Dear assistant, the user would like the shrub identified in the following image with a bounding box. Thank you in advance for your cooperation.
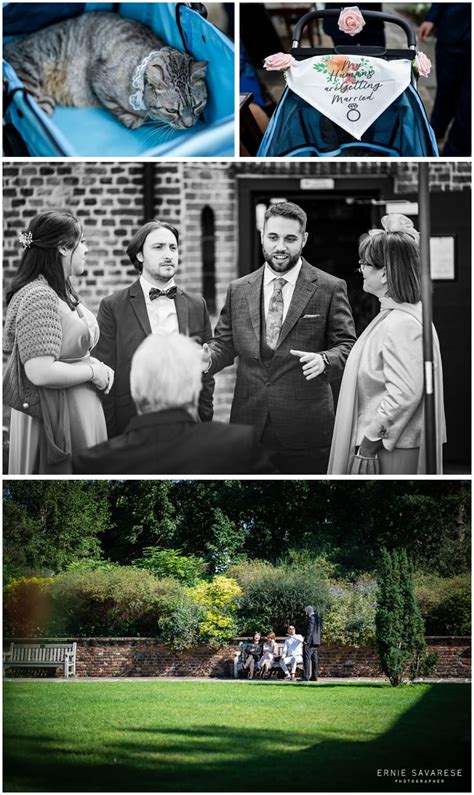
[376,549,427,686]
[415,573,471,635]
[4,576,54,636]
[157,594,203,651]
[189,576,242,648]
[66,558,119,573]
[48,567,176,636]
[237,563,330,636]
[324,578,377,647]
[132,547,207,585]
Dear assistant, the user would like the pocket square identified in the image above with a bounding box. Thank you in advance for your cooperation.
[302,313,321,319]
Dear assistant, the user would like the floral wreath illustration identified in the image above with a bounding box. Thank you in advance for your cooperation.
[312,55,375,91]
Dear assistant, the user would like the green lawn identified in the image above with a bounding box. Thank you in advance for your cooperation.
[3,681,470,792]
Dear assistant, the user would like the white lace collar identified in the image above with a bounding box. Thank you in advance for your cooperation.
[129,50,162,112]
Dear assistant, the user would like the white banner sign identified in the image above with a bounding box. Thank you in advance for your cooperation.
[286,55,412,139]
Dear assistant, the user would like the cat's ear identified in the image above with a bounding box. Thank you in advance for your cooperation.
[146,57,166,85]
[191,60,207,81]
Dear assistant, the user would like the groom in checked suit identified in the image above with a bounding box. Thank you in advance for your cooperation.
[94,221,214,438]
[204,202,356,473]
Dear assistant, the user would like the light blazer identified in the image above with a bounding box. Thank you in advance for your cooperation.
[209,259,356,450]
[93,279,214,438]
[356,307,425,449]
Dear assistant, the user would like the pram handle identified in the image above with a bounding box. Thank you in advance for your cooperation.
[291,9,416,50]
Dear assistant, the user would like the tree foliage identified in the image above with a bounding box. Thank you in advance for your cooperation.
[375,549,434,686]
[3,480,470,580]
[3,482,110,573]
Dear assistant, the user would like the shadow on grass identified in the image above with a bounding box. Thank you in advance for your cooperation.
[4,684,470,792]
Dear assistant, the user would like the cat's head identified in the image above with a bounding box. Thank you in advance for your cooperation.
[143,48,208,129]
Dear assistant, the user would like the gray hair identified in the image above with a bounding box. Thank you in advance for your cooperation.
[304,605,314,614]
[130,333,203,415]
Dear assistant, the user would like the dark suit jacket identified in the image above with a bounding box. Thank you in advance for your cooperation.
[304,612,322,647]
[72,408,278,475]
[209,259,356,450]
[93,279,214,437]
[426,4,470,46]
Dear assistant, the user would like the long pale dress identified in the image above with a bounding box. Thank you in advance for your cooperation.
[9,301,107,474]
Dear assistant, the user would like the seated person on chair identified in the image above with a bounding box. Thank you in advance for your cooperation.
[279,625,304,680]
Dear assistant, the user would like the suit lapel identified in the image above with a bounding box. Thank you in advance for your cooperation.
[246,266,264,342]
[276,259,318,349]
[175,289,189,336]
[129,280,152,337]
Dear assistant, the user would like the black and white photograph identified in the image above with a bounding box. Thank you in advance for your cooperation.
[2,160,471,475]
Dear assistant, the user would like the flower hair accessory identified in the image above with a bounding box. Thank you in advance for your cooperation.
[369,214,420,244]
[18,230,33,249]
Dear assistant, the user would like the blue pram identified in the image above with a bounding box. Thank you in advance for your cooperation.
[3,2,234,156]
[258,9,438,157]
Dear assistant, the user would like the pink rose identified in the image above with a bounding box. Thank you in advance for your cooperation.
[414,51,431,78]
[263,52,296,71]
[338,6,366,37]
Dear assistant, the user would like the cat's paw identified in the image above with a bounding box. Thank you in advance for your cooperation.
[118,112,145,129]
[36,97,56,115]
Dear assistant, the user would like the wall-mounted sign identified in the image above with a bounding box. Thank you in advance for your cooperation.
[430,236,456,280]
[300,179,335,190]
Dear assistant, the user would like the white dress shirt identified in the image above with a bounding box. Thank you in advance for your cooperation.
[263,258,303,323]
[140,274,179,335]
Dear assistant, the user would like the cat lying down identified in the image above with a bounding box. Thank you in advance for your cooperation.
[4,12,208,130]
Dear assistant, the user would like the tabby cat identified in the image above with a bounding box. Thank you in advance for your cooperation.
[4,12,208,130]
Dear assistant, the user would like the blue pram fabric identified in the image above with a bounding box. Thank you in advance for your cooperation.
[257,8,438,158]
[3,2,234,156]
[258,83,438,157]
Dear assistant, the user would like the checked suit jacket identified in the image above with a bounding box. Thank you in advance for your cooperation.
[208,259,356,451]
[93,279,214,438]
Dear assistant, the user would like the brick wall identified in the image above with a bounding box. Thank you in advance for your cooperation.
[4,637,470,679]
[3,161,470,422]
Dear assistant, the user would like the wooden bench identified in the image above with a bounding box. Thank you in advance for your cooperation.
[3,642,77,678]
[234,640,304,679]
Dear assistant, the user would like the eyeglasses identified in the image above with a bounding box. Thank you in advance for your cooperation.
[355,259,380,274]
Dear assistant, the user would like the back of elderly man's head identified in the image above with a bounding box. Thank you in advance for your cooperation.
[131,333,203,415]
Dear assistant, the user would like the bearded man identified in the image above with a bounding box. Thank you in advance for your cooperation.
[203,201,356,473]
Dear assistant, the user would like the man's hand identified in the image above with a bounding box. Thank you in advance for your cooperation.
[417,20,434,41]
[290,350,325,380]
[201,343,212,373]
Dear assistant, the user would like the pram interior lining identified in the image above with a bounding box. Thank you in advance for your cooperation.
[259,84,437,157]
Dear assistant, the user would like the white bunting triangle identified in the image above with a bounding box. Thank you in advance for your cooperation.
[285,54,412,139]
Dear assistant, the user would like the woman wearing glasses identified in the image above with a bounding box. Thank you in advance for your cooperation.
[328,214,446,474]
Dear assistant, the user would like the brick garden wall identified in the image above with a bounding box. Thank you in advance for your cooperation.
[3,161,471,422]
[4,637,471,679]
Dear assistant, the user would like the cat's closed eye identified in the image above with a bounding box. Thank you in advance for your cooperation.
[164,107,178,114]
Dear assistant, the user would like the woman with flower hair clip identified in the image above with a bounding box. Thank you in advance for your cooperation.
[4,210,114,473]
[328,213,446,475]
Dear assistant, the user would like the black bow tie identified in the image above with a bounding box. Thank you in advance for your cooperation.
[149,286,177,300]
